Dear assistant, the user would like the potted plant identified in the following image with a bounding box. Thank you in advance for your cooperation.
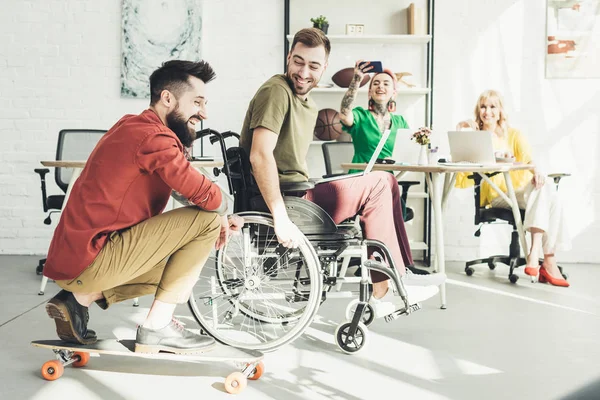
[310,15,329,34]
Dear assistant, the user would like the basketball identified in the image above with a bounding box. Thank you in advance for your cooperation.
[314,108,344,141]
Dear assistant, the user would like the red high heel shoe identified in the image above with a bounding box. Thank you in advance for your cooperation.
[539,266,569,287]
[524,266,539,277]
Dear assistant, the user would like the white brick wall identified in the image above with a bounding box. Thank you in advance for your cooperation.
[0,0,283,255]
[1,0,598,264]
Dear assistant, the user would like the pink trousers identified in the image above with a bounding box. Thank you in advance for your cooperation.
[304,171,413,283]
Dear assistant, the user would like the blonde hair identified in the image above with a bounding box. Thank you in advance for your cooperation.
[474,89,509,137]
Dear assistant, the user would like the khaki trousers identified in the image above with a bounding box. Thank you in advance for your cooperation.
[56,206,221,308]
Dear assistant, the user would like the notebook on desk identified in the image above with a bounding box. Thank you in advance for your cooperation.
[447,130,496,165]
[315,128,391,184]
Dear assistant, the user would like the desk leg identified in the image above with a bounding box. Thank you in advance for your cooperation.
[39,168,83,295]
[426,172,446,309]
[503,172,528,256]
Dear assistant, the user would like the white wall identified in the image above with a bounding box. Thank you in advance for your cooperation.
[0,0,283,255]
[433,0,600,263]
[2,0,599,263]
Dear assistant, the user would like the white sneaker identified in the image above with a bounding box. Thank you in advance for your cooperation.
[402,270,447,287]
[369,284,439,319]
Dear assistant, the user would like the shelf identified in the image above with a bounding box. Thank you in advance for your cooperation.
[286,34,431,45]
[407,191,427,199]
[312,87,430,95]
[409,241,428,251]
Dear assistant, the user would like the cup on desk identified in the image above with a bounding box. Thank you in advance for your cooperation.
[428,148,439,164]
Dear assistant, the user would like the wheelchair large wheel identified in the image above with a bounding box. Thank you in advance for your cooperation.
[188,213,322,352]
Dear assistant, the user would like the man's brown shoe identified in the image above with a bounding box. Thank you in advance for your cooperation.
[46,290,97,345]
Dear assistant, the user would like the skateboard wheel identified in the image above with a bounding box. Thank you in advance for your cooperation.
[224,371,247,394]
[41,360,64,381]
[72,352,90,367]
[248,361,264,380]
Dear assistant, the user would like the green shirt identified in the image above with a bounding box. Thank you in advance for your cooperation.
[240,74,317,183]
[342,107,409,173]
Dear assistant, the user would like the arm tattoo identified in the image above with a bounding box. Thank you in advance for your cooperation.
[340,75,362,116]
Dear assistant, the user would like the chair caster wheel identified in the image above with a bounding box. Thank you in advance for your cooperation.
[509,274,519,284]
[38,291,44,295]
[487,261,496,270]
[465,267,475,276]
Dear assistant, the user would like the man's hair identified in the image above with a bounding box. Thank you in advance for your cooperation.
[290,28,331,58]
[149,60,216,105]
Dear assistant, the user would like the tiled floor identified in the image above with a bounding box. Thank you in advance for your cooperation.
[1,255,599,400]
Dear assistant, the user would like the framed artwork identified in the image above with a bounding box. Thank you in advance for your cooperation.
[546,0,600,78]
[121,0,203,98]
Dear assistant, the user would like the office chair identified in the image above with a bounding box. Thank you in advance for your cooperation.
[464,172,568,283]
[34,129,107,278]
[321,141,419,222]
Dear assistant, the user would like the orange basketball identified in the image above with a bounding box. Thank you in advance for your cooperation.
[314,108,343,141]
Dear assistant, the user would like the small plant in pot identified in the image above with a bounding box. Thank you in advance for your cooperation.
[310,15,329,34]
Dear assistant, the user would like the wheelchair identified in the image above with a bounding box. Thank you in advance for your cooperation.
[187,131,419,354]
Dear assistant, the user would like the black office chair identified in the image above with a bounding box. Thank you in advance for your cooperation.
[321,141,419,222]
[34,129,107,276]
[464,172,568,283]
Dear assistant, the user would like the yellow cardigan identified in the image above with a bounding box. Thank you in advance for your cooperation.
[455,127,533,206]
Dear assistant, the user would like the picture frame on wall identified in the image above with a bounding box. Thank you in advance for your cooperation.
[121,0,203,98]
[545,0,600,78]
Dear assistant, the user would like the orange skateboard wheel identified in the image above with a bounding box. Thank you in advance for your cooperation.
[224,371,247,394]
[41,360,64,381]
[248,361,264,380]
[72,352,90,367]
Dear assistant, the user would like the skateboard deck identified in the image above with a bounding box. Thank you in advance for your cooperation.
[32,339,265,394]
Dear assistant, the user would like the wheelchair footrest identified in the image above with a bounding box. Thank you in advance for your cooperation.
[383,303,421,323]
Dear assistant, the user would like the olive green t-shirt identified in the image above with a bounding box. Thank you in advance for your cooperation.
[240,74,318,183]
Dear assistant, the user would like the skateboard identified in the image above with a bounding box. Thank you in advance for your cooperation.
[31,339,265,394]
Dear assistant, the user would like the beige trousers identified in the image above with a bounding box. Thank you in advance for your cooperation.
[56,207,221,308]
[491,181,571,254]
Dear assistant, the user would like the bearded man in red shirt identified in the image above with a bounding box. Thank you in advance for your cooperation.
[44,60,240,354]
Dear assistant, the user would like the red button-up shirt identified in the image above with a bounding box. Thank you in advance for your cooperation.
[44,109,222,280]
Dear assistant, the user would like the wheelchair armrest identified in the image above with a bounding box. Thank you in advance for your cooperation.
[322,173,345,179]
[548,173,571,186]
[280,181,315,193]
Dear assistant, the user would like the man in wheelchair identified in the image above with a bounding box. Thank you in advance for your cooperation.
[239,28,446,319]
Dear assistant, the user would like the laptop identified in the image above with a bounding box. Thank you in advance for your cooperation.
[315,128,392,184]
[447,130,496,165]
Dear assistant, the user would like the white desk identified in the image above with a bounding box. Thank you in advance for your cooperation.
[341,162,535,309]
[38,160,224,295]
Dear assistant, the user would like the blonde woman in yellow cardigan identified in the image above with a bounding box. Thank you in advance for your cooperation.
[455,90,570,287]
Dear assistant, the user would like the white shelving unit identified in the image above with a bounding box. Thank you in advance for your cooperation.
[286,34,431,45]
[312,87,430,95]
[285,0,434,262]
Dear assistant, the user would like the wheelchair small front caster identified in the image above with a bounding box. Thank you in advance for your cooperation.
[345,300,374,326]
[465,267,475,276]
[335,321,368,355]
[509,274,519,284]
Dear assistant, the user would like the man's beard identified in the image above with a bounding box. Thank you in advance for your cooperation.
[285,69,319,96]
[166,107,195,148]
